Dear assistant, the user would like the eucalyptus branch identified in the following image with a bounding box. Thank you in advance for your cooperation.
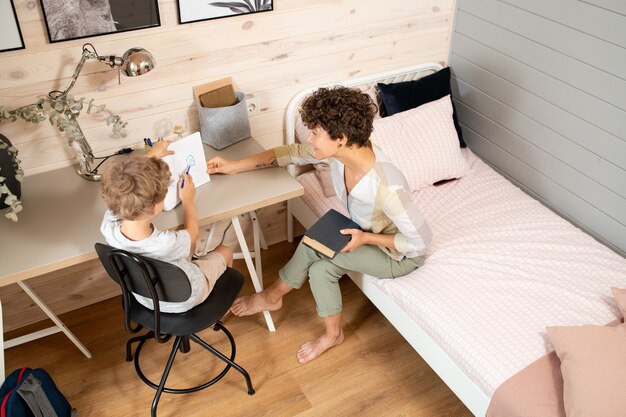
[0,94,126,221]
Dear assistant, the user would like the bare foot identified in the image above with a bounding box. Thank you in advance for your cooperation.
[230,292,282,317]
[296,331,344,364]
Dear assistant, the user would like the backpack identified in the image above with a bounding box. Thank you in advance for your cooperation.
[0,368,76,417]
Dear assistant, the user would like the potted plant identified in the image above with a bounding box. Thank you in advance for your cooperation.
[0,134,23,221]
[0,95,125,221]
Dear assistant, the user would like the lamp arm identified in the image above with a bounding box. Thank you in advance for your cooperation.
[60,47,99,98]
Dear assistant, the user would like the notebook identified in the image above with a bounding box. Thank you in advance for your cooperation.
[302,209,361,258]
[162,132,211,211]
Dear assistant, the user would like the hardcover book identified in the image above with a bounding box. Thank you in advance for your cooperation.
[162,132,211,211]
[302,209,361,258]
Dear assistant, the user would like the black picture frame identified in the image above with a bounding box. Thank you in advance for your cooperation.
[177,0,273,25]
[1,0,25,53]
[40,0,161,43]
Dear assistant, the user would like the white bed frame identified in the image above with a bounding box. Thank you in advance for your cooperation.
[284,63,490,417]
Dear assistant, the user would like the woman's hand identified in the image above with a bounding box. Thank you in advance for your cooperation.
[146,140,174,159]
[340,229,369,253]
[206,156,238,175]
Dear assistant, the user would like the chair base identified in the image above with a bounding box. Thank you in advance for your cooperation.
[126,321,255,417]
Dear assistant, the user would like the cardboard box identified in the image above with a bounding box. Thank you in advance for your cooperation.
[192,77,238,108]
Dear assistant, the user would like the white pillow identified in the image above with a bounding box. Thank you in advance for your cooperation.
[370,95,469,192]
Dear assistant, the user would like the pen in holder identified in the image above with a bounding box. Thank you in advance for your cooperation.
[143,138,153,154]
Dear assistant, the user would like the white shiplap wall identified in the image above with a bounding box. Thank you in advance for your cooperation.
[450,0,626,255]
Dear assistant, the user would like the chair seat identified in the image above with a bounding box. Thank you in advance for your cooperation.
[130,268,243,336]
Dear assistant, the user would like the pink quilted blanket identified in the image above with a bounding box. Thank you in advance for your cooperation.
[297,149,626,397]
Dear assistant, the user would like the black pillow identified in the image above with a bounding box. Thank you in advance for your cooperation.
[378,67,466,147]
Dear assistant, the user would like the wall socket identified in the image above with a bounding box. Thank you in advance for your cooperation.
[246,98,260,116]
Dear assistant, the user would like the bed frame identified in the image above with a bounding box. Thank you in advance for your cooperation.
[284,63,490,417]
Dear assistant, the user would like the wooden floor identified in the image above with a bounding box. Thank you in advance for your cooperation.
[5,240,473,417]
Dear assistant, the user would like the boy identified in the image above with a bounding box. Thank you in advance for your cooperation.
[100,142,233,313]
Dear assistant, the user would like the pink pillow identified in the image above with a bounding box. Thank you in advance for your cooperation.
[611,287,626,319]
[370,95,469,192]
[547,324,626,417]
[314,163,336,198]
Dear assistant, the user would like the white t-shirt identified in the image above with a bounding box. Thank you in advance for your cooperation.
[100,210,209,313]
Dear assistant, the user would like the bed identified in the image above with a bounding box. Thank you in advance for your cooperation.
[283,63,626,416]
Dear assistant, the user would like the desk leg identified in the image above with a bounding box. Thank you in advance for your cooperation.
[7,282,92,358]
[0,300,4,382]
[249,211,263,285]
[287,200,294,243]
[198,224,217,257]
[249,210,268,250]
[231,216,276,332]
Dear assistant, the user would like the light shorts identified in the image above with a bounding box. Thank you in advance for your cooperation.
[193,251,227,295]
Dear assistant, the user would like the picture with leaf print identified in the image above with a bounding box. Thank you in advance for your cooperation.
[178,0,272,24]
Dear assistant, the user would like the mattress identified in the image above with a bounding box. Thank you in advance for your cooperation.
[297,148,626,397]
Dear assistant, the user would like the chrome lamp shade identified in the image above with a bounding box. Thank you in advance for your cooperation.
[120,48,155,77]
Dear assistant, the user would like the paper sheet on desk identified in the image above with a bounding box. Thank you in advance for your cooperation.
[162,132,210,211]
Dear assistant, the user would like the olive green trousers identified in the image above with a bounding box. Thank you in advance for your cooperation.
[279,241,424,317]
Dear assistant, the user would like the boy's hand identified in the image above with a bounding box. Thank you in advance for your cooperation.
[178,173,196,204]
[147,140,174,159]
[206,156,237,175]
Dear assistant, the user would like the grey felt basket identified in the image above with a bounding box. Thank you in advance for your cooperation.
[197,91,251,149]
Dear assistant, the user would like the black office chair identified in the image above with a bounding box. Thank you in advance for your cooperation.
[94,243,255,417]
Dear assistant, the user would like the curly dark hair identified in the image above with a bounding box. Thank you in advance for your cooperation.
[300,86,378,148]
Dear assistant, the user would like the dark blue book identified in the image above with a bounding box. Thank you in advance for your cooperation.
[302,209,361,258]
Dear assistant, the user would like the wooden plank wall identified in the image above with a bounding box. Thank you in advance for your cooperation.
[0,0,455,331]
[450,0,626,255]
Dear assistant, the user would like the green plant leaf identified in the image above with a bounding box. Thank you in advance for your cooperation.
[4,195,17,205]
[86,98,95,114]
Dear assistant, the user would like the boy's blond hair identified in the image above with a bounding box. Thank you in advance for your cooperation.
[101,156,171,220]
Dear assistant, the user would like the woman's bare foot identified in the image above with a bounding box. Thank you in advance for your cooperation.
[230,292,282,317]
[296,331,344,364]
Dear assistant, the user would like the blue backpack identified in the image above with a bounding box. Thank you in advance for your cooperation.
[0,368,76,417]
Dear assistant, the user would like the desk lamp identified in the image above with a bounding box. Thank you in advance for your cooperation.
[51,43,156,181]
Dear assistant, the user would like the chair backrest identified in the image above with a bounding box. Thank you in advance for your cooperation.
[95,243,191,303]
[95,243,192,339]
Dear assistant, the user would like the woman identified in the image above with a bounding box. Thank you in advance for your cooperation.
[206,87,432,364]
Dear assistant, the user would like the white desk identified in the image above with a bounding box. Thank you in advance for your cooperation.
[0,138,303,357]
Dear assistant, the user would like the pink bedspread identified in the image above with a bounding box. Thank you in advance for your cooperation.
[297,149,626,397]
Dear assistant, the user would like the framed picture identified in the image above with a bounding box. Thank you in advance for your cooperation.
[178,0,273,24]
[0,0,25,53]
[40,0,161,43]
